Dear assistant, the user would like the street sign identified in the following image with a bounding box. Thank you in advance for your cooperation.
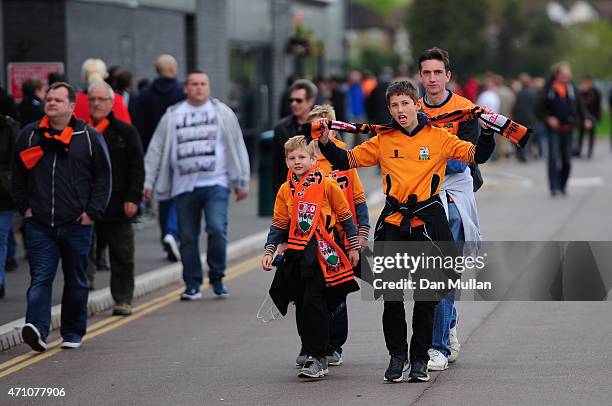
[7,62,64,102]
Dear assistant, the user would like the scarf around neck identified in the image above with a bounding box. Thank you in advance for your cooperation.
[287,166,356,288]
[19,115,76,170]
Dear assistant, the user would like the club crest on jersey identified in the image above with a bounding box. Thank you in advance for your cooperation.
[297,202,317,233]
[419,146,430,161]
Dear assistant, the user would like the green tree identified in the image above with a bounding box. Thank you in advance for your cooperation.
[519,12,561,77]
[352,0,412,16]
[490,0,525,76]
[351,47,401,74]
[406,0,489,77]
[564,22,612,80]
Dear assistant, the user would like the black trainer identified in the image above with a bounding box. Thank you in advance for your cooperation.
[408,360,430,382]
[22,323,47,352]
[384,354,409,382]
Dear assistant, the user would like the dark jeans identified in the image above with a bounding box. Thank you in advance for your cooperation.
[175,185,229,291]
[158,198,179,240]
[547,130,573,194]
[0,210,15,286]
[96,221,135,305]
[576,125,595,158]
[24,219,93,341]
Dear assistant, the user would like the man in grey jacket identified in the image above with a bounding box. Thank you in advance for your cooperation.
[144,71,250,300]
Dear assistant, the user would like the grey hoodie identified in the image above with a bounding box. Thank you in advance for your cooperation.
[144,98,250,200]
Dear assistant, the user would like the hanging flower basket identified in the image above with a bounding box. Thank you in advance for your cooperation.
[285,36,312,57]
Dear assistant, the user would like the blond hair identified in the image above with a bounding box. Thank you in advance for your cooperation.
[307,104,336,123]
[81,58,108,84]
[284,135,316,158]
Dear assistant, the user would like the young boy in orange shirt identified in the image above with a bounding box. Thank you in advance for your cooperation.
[287,105,371,368]
[317,80,496,382]
[262,135,360,380]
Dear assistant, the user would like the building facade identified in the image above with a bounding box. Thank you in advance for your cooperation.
[1,0,347,130]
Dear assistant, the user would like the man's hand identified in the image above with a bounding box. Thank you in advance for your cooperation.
[318,120,330,145]
[142,187,153,203]
[348,249,359,268]
[24,208,33,218]
[584,119,593,130]
[235,189,248,201]
[262,254,273,272]
[359,236,368,252]
[547,116,560,130]
[277,242,288,255]
[80,212,93,225]
[123,202,138,218]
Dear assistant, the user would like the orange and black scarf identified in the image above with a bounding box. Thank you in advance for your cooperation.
[306,107,531,148]
[287,166,355,288]
[425,106,531,147]
[19,116,76,170]
[90,117,110,134]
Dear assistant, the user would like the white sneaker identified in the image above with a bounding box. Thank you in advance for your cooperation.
[61,341,82,349]
[427,349,448,371]
[448,324,461,363]
[163,234,181,261]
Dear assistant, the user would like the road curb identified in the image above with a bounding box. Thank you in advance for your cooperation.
[0,229,269,352]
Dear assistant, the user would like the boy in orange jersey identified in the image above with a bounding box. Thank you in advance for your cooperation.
[292,104,371,368]
[262,135,360,380]
[317,80,496,383]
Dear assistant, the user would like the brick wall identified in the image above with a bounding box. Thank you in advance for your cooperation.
[2,0,66,66]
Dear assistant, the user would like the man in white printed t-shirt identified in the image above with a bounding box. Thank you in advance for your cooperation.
[144,71,250,300]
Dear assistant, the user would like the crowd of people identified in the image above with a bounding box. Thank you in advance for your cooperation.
[0,46,607,384]
[284,64,606,166]
[0,54,249,351]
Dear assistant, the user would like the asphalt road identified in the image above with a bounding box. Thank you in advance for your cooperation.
[1,141,611,405]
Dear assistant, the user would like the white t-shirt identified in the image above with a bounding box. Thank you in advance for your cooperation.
[171,100,228,197]
[476,90,501,114]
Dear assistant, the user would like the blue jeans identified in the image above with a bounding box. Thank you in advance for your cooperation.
[24,219,93,341]
[175,185,229,291]
[0,210,15,286]
[432,202,463,357]
[547,130,573,193]
[7,226,16,263]
[158,198,179,240]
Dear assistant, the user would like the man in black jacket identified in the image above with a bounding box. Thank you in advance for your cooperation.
[0,114,19,298]
[11,82,111,351]
[131,54,185,262]
[18,79,46,128]
[540,62,592,196]
[575,75,601,159]
[272,79,317,198]
[88,81,144,316]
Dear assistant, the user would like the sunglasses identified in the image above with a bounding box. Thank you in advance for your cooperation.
[290,98,305,104]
